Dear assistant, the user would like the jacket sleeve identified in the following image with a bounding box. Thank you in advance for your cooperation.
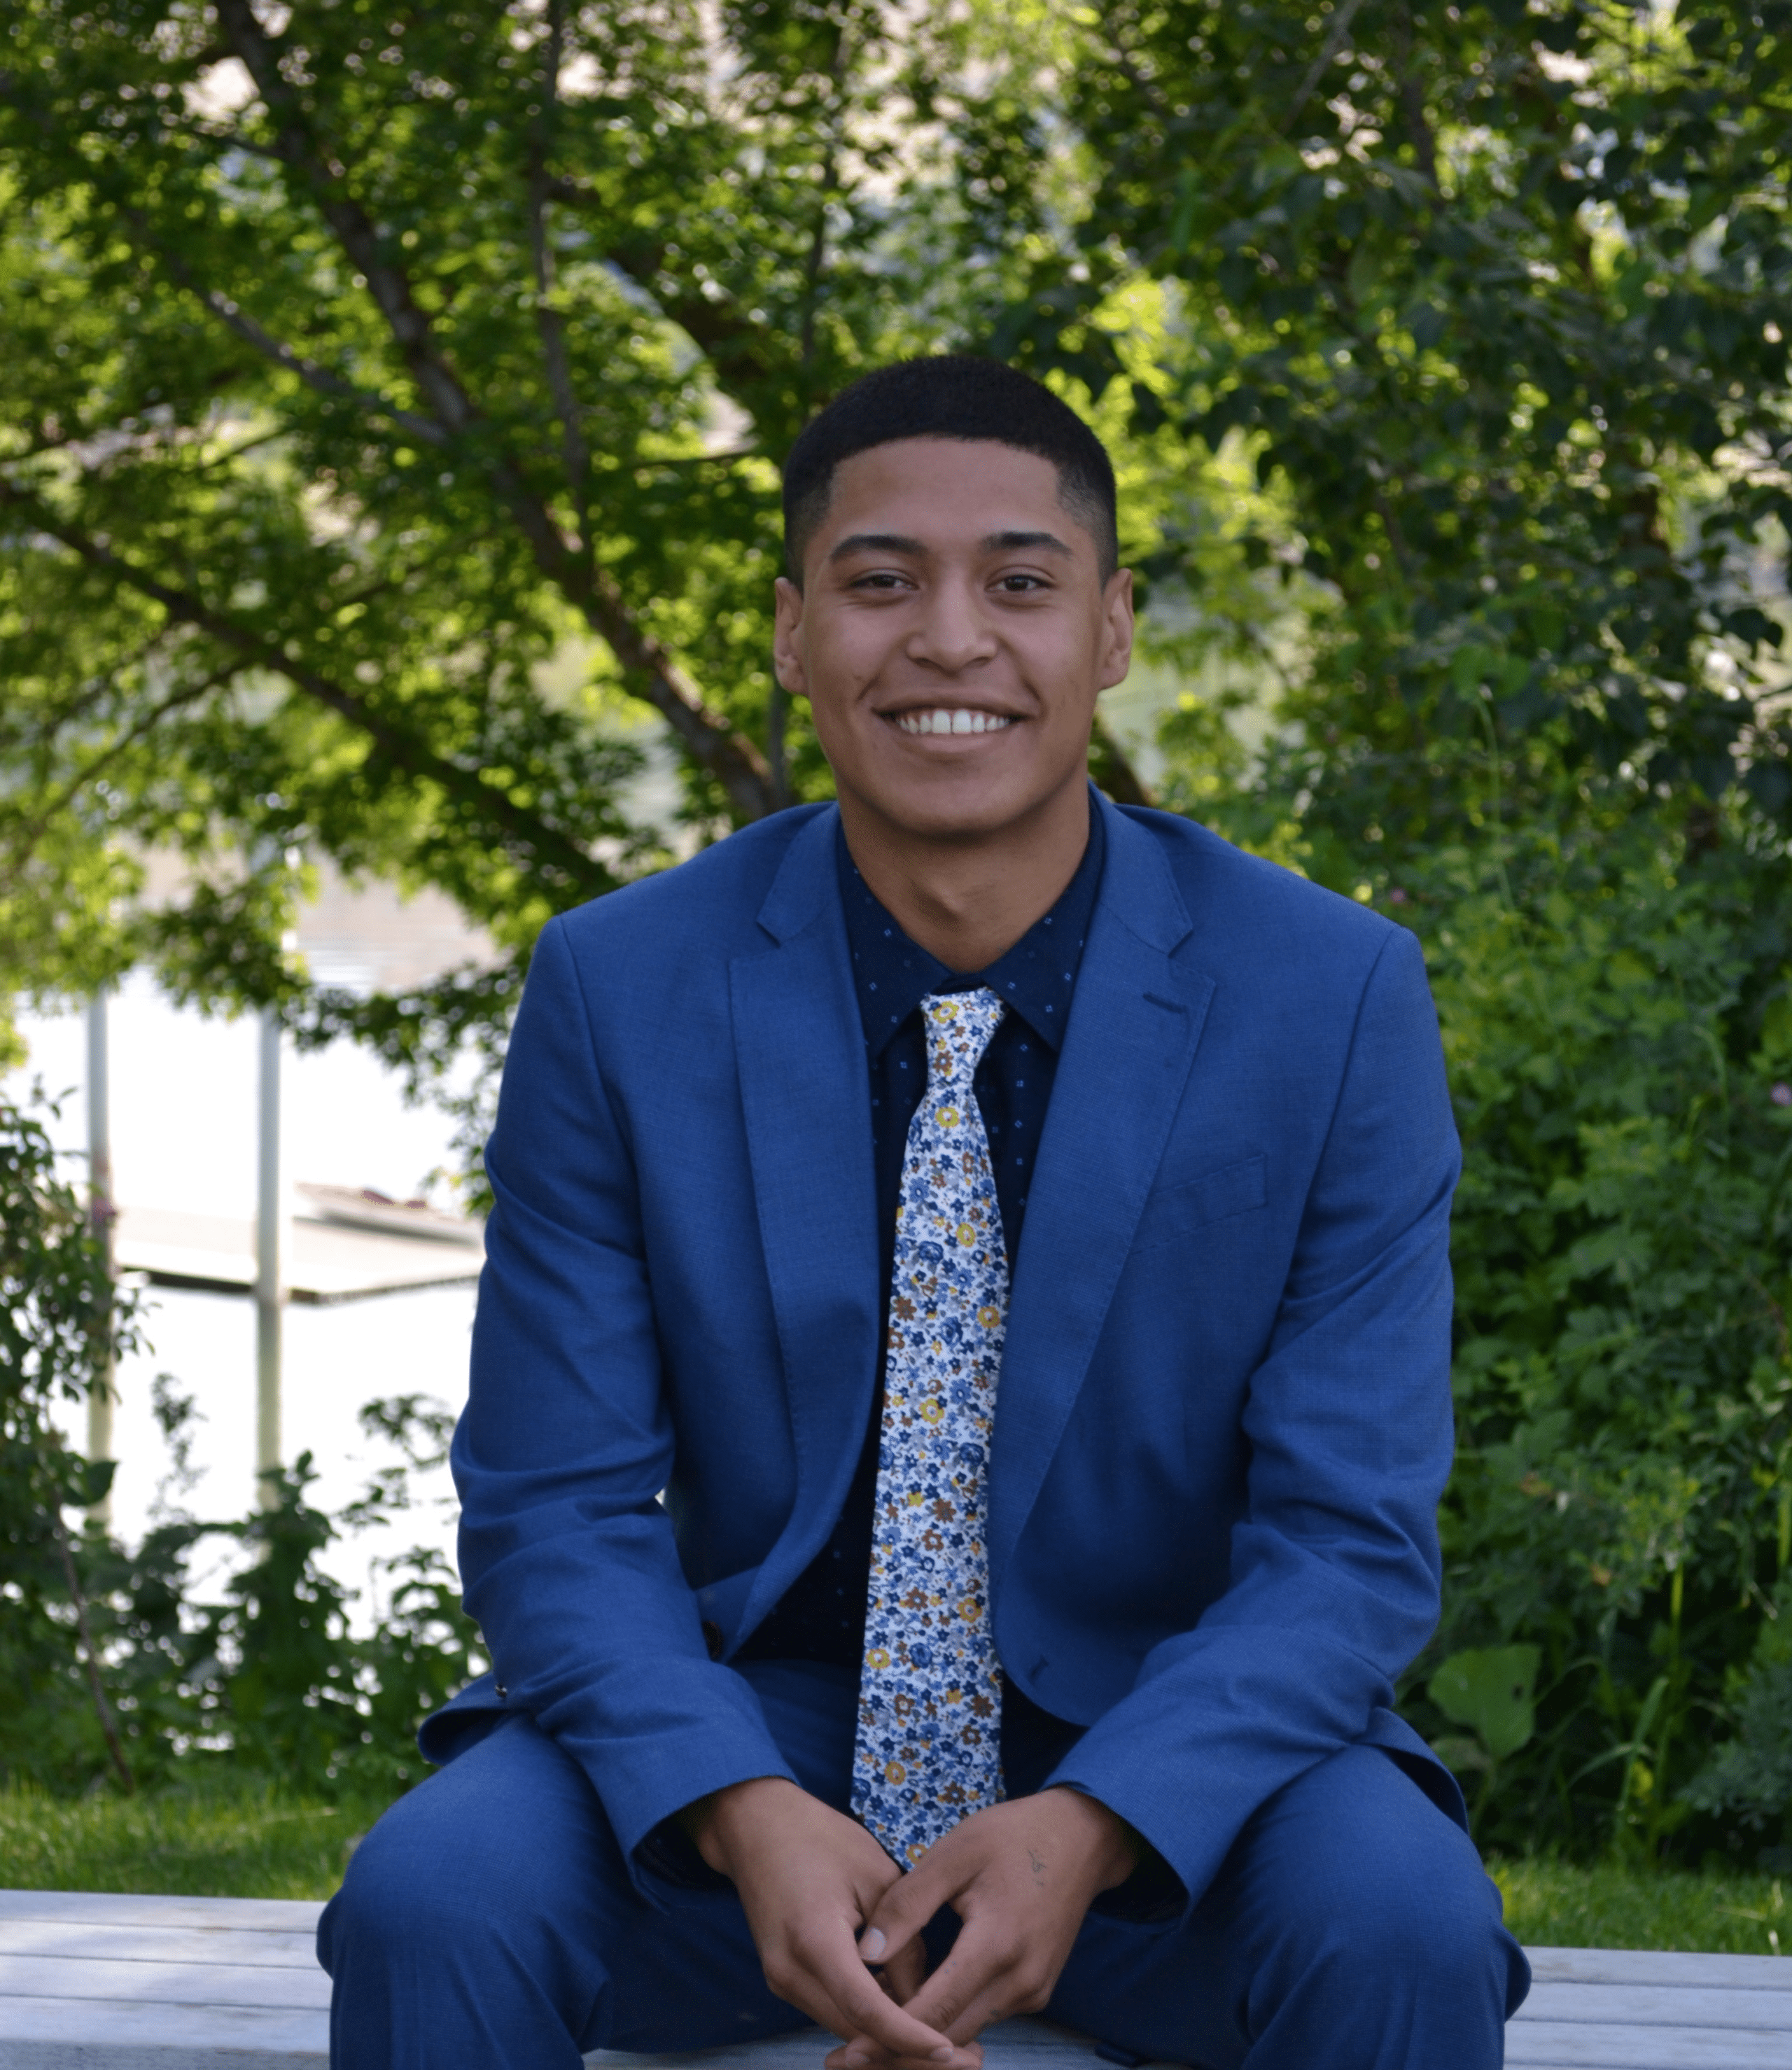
[1045,924,1460,1913]
[451,916,796,1877]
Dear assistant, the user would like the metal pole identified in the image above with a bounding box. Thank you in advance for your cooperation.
[85,988,115,1530]
[255,1006,286,1509]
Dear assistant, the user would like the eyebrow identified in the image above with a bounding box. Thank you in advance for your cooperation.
[828,531,927,562]
[825,528,1077,562]
[982,529,1074,557]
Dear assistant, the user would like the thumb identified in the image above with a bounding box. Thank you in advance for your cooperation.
[860,1853,950,1968]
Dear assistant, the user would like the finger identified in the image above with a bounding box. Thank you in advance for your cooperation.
[827,2042,983,2070]
[898,1926,1028,2047]
[877,1936,929,2006]
[860,1855,958,1970]
[803,1940,956,2064]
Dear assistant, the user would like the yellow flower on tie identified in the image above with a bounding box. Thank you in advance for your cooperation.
[955,1221,976,1245]
[867,1648,890,1670]
[886,1761,906,1784]
[977,1305,1001,1329]
[930,1001,958,1023]
[918,1399,944,1424]
[935,1104,960,1129]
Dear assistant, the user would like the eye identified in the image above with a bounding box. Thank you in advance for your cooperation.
[994,572,1051,593]
[850,570,914,591]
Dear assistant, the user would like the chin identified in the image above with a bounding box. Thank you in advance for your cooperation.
[868,769,1062,842]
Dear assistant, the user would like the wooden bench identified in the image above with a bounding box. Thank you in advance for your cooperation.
[4,1889,1792,2068]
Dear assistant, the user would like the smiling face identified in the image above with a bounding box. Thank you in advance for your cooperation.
[772,437,1133,848]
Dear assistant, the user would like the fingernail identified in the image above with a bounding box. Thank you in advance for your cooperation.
[843,2052,868,2067]
[930,2048,954,2063]
[858,1927,888,1959]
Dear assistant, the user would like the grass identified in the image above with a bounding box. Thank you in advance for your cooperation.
[1492,1856,1792,1955]
[3,1784,1791,1954]
[0,1779,388,1901]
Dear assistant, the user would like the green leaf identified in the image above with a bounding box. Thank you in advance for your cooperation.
[1429,1646,1541,1762]
[1432,1733,1494,1774]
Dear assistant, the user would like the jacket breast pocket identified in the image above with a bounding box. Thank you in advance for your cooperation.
[1129,1153,1268,1255]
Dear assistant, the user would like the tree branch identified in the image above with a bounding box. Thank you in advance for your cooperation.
[1090,714,1156,809]
[211,0,774,820]
[1399,74,1440,188]
[526,0,592,557]
[51,1504,134,1794]
[550,191,785,392]
[0,628,177,757]
[0,479,615,899]
[1283,0,1370,134]
[146,230,448,447]
[6,659,247,860]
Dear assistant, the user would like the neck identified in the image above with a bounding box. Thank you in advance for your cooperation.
[839,776,1093,972]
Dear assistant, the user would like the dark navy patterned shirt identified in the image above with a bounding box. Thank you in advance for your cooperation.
[738,804,1105,1673]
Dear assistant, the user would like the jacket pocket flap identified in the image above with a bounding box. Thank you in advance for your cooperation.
[1130,1153,1267,1254]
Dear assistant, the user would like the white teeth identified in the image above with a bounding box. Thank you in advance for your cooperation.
[894,708,1014,736]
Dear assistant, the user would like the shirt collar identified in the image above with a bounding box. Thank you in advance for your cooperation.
[836,793,1106,1062]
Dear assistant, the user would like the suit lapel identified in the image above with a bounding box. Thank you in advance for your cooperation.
[730,809,881,1629]
[990,800,1215,1594]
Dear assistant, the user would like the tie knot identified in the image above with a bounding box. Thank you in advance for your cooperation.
[921,989,1004,1090]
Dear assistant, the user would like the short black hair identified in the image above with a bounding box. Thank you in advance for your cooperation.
[780,356,1120,586]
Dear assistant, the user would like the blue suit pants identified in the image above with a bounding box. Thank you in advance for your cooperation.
[318,1662,1528,2069]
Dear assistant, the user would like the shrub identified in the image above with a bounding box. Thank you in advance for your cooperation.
[0,1092,482,1799]
[1394,813,1792,1857]
[0,1093,139,1787]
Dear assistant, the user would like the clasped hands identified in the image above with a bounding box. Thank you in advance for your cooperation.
[680,1776,1140,2070]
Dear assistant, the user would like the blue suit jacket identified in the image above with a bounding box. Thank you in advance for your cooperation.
[433,795,1464,1912]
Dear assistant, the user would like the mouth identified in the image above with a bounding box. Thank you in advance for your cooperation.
[886,707,1018,738]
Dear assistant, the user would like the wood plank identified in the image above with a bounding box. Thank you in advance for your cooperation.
[1520,1981,1792,2030]
[587,2022,1112,2070]
[0,2047,323,2070]
[0,1921,321,1970]
[1527,1945,1792,1991]
[18,1903,1792,2070]
[1505,2018,1792,2067]
[0,1991,328,2052]
[0,1953,330,2012]
[0,1893,326,1934]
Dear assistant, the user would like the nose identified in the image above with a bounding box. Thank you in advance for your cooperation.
[905,575,997,676]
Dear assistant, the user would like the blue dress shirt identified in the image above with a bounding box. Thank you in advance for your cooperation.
[738,806,1105,1672]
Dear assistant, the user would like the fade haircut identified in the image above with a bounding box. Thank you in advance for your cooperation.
[781,356,1120,587]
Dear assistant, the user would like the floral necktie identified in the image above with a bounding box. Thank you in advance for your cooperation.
[852,988,1009,1865]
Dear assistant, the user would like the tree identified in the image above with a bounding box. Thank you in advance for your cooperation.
[1034,0,1792,879]
[0,0,1126,1083]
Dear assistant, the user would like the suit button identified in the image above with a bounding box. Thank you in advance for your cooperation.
[701,1621,726,1660]
[495,1684,508,1700]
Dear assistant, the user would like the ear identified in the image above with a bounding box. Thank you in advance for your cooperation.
[772,575,810,700]
[1096,568,1135,692]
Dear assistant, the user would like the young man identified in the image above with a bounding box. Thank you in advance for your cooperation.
[319,358,1530,2069]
